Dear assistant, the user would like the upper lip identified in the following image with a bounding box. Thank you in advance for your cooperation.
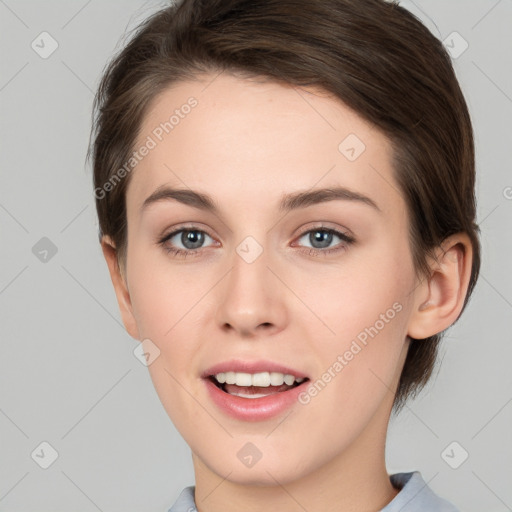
[201,359,309,379]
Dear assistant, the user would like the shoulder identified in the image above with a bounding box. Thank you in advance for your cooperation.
[381,471,460,512]
[167,485,197,512]
[168,473,460,512]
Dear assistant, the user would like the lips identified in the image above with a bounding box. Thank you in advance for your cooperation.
[202,370,311,421]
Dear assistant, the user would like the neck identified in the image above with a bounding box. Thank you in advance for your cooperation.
[191,394,400,512]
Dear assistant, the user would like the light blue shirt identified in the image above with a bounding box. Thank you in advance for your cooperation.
[167,471,459,511]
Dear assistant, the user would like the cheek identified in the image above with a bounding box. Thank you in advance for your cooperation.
[126,245,209,339]
[299,240,413,398]
[126,248,215,401]
[300,241,411,343]
[126,250,204,428]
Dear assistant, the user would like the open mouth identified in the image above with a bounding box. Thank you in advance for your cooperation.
[207,375,310,398]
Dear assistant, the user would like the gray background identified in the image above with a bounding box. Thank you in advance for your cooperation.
[0,0,511,510]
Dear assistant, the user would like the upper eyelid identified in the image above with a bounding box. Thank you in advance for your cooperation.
[161,223,213,239]
[296,223,351,236]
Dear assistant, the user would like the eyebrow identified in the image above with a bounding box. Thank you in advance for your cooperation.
[140,185,381,216]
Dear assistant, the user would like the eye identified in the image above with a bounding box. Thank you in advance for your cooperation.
[158,227,216,258]
[294,227,355,256]
[158,224,355,259]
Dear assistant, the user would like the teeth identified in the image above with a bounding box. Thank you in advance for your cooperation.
[213,371,305,387]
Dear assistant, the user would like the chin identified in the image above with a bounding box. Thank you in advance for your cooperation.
[199,446,314,487]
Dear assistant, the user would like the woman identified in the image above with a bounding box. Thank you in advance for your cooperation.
[89,0,480,510]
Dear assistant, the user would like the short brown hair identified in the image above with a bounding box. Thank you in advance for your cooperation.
[88,0,481,414]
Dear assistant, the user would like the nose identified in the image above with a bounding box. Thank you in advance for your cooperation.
[215,243,289,337]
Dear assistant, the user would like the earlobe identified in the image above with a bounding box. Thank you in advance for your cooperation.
[101,236,140,340]
[407,233,473,340]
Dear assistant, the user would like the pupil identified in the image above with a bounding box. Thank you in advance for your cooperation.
[311,231,332,249]
[182,230,204,249]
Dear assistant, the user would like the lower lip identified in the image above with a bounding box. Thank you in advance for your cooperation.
[203,377,309,421]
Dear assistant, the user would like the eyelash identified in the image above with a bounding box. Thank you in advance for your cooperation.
[157,225,355,259]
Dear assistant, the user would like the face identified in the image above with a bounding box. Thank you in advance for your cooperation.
[116,72,421,485]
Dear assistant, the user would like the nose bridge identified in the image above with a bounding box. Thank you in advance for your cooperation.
[215,234,288,335]
[233,235,270,292]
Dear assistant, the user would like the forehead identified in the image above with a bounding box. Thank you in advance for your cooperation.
[128,72,400,216]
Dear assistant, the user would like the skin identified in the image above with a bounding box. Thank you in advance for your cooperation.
[102,71,472,512]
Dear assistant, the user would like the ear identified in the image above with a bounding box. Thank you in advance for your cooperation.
[101,236,140,340]
[407,232,473,340]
